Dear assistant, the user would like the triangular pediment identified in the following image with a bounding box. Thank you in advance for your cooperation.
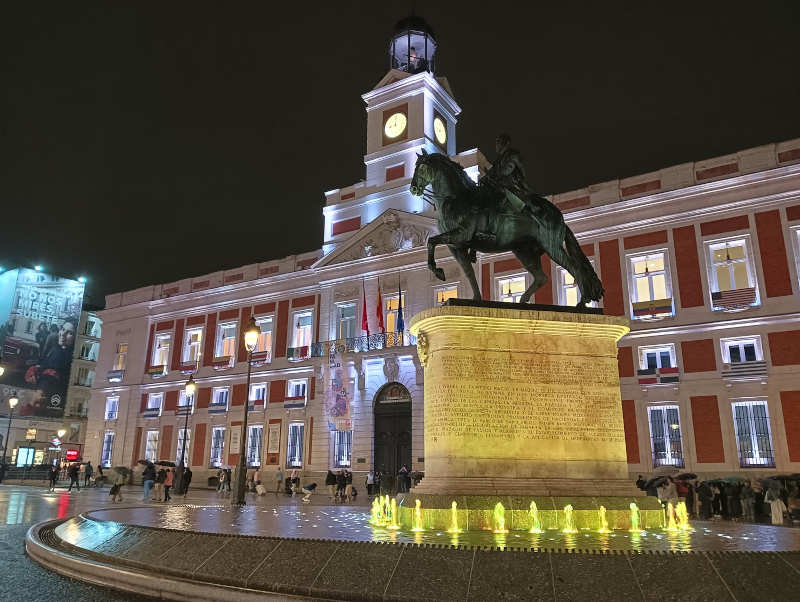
[373,69,413,90]
[316,209,437,268]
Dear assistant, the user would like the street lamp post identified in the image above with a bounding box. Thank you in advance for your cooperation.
[1,392,19,481]
[233,316,260,506]
[176,373,196,495]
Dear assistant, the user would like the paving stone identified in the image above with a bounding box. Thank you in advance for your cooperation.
[778,551,800,573]
[628,552,732,601]
[91,525,141,556]
[248,538,341,597]
[384,545,473,601]
[157,532,228,575]
[707,552,800,601]
[551,551,641,601]
[468,549,554,601]
[309,541,403,601]
[118,528,187,564]
[194,536,280,587]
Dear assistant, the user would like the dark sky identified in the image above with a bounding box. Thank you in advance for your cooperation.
[2,2,799,305]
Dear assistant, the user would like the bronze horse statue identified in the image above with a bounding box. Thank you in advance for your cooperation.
[409,150,603,307]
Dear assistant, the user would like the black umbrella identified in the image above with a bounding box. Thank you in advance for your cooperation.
[155,461,176,467]
[137,459,153,466]
[676,473,697,480]
[644,476,668,489]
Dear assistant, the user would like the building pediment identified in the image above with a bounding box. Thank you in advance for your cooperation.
[316,209,436,267]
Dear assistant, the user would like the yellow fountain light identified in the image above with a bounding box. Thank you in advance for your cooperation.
[562,504,578,534]
[629,502,642,533]
[411,499,424,532]
[447,500,462,534]
[493,502,509,534]
[598,505,610,533]
[528,500,543,534]
[675,501,691,531]
[665,502,678,532]
[387,498,400,530]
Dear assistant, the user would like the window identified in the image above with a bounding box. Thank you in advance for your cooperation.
[211,387,229,409]
[647,405,684,467]
[254,317,273,358]
[176,428,190,466]
[384,294,406,343]
[104,396,119,420]
[337,303,356,340]
[629,252,673,318]
[287,422,304,467]
[215,323,237,362]
[638,344,676,370]
[706,238,758,310]
[75,366,95,387]
[113,343,127,371]
[292,311,313,348]
[333,430,352,467]
[101,432,114,467]
[286,379,307,405]
[210,427,226,467]
[79,341,98,361]
[152,333,171,368]
[250,383,266,403]
[720,336,762,364]
[247,425,263,466]
[178,390,194,413]
[85,319,98,337]
[183,327,203,363]
[144,430,159,462]
[435,286,458,306]
[557,265,597,307]
[146,392,163,415]
[732,400,775,467]
[498,276,526,303]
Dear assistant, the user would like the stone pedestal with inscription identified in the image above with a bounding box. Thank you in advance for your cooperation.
[402,301,660,531]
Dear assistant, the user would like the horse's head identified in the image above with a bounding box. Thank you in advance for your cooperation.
[410,149,435,197]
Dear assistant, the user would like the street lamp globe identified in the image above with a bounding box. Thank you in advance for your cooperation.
[243,316,259,353]
[185,374,197,397]
[0,366,4,376]
[8,392,19,409]
[57,428,67,438]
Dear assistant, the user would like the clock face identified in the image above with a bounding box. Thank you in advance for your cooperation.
[433,116,447,145]
[384,112,407,139]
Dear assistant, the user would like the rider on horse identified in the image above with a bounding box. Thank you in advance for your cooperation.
[482,133,549,220]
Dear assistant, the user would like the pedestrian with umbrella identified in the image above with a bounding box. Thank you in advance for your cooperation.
[765,482,787,525]
[139,460,156,501]
[109,467,128,503]
[741,480,756,522]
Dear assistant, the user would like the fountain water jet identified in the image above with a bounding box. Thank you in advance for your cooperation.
[665,502,678,532]
[388,498,400,530]
[411,499,424,532]
[528,501,543,533]
[598,505,610,533]
[493,502,508,534]
[562,504,578,533]
[447,501,462,533]
[629,502,642,532]
[675,501,691,530]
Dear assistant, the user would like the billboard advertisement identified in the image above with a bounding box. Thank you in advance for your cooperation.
[0,269,85,417]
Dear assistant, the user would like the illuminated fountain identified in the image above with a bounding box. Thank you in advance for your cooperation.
[447,501,461,533]
[629,502,642,532]
[411,499,424,532]
[493,502,508,534]
[387,498,400,530]
[528,501,543,534]
[675,501,691,531]
[598,505,610,533]
[370,498,383,526]
[562,504,578,533]
[665,502,678,532]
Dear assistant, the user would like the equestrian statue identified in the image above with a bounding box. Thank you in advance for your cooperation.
[409,133,603,307]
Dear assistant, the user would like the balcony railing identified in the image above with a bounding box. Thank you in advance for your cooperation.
[107,369,125,383]
[310,331,415,358]
[722,360,768,382]
[637,366,680,386]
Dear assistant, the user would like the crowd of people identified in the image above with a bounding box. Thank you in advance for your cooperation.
[636,473,800,525]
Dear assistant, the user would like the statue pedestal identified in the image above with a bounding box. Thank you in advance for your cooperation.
[403,301,661,531]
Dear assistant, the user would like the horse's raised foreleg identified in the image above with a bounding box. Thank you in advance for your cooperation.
[427,229,469,282]
[513,246,547,303]
[449,245,482,300]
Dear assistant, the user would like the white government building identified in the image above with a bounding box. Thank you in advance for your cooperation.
[85,17,800,487]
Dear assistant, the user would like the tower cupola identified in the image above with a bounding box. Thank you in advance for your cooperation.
[389,15,437,75]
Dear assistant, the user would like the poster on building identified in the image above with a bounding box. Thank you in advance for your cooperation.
[229,425,241,455]
[266,423,280,454]
[324,343,352,431]
[0,268,84,417]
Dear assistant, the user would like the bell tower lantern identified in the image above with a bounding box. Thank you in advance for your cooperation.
[389,15,438,74]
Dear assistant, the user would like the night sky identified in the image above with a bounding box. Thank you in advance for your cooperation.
[2,2,798,305]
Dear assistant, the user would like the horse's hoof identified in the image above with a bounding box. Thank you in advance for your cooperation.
[434,268,446,281]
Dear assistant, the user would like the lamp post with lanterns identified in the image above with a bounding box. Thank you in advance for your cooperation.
[232,317,260,506]
[176,372,196,495]
[1,392,19,481]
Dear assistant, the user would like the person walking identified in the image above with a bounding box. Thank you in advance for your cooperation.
[765,485,787,525]
[275,468,284,494]
[154,467,166,502]
[67,463,81,492]
[325,470,337,501]
[741,481,756,522]
[217,469,227,496]
[697,481,713,520]
[142,463,156,501]
[336,470,346,502]
[84,461,94,487]
[109,469,125,503]
[163,468,174,502]
[365,471,374,497]
[345,470,353,502]
[48,464,59,491]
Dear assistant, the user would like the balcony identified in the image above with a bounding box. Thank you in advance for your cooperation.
[711,287,757,312]
[249,350,271,366]
[106,369,125,383]
[143,406,161,418]
[722,360,768,383]
[310,331,415,358]
[212,356,233,371]
[286,346,311,362]
[631,298,673,320]
[208,402,228,414]
[147,365,167,378]
[179,360,198,375]
[637,366,680,387]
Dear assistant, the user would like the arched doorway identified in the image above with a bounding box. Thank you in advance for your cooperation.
[373,382,412,493]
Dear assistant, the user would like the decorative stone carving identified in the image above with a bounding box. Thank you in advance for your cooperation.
[415,331,429,368]
[333,212,433,263]
[382,355,400,383]
[353,354,366,391]
[334,286,359,301]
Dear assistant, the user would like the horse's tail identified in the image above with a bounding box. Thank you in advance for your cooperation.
[564,226,604,302]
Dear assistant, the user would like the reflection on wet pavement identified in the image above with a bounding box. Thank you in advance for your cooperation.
[88,501,800,552]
